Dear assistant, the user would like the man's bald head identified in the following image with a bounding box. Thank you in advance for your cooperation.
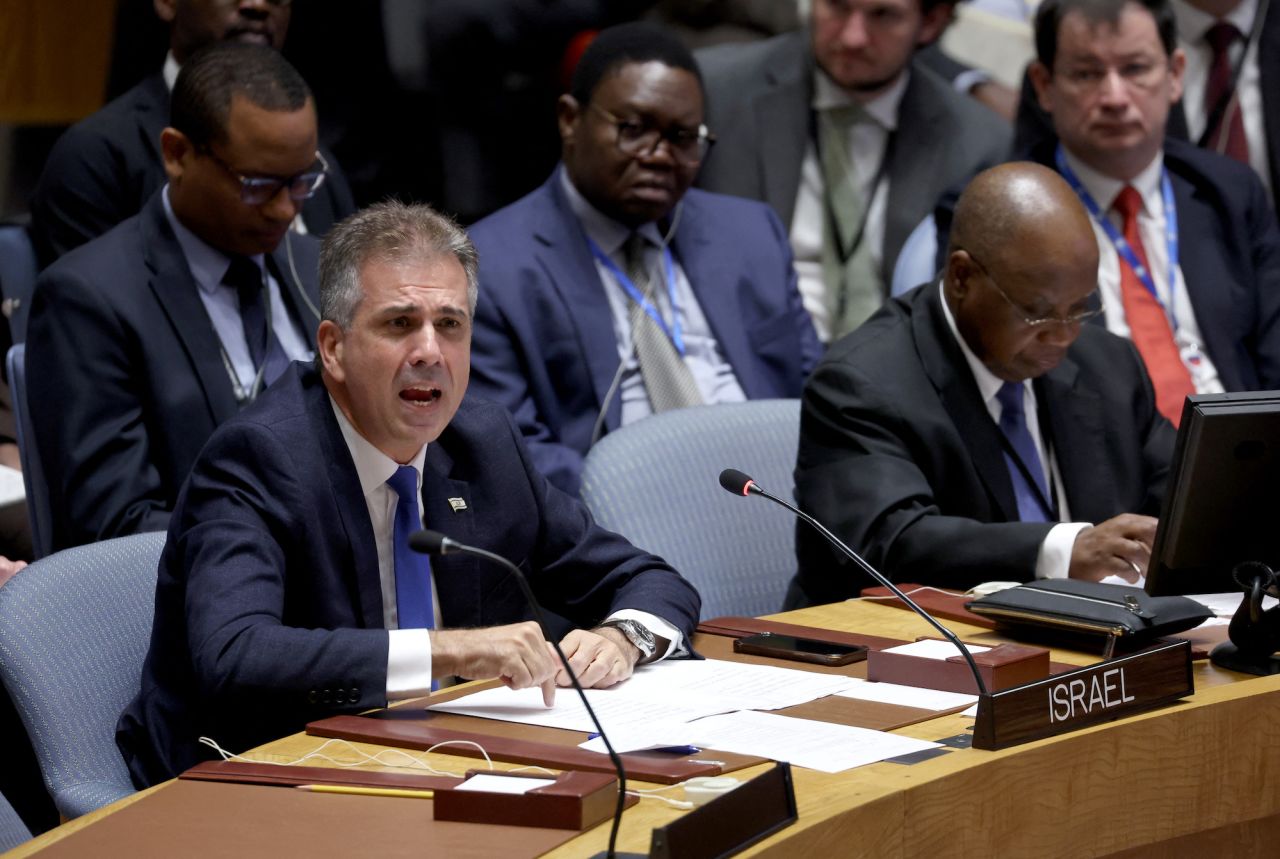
[944,163,1101,382]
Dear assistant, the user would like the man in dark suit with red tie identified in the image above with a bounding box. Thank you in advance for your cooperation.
[26,43,325,551]
[1025,0,1280,425]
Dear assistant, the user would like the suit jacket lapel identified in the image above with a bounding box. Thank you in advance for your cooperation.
[914,286,1020,520]
[754,34,812,226]
[420,442,483,628]
[540,175,628,432]
[134,74,169,169]
[1260,1,1280,212]
[1037,358,1110,523]
[140,194,241,425]
[308,372,384,628]
[267,241,321,350]
[885,70,944,283]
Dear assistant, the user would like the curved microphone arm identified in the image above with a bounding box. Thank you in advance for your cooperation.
[718,469,989,697]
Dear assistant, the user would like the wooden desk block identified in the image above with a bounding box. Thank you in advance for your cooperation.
[866,637,1049,693]
[433,770,624,830]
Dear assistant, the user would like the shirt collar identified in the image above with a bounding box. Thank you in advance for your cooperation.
[329,395,429,498]
[938,280,1014,407]
[1173,0,1256,42]
[163,51,180,92]
[162,184,266,296]
[558,165,664,256]
[1060,146,1165,216]
[811,66,909,132]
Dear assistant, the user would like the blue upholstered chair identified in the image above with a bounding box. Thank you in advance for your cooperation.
[0,532,165,818]
[891,214,940,298]
[0,221,38,345]
[7,344,50,559]
[580,400,801,620]
[0,789,31,852]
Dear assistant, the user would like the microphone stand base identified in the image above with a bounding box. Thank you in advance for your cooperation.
[1210,641,1280,676]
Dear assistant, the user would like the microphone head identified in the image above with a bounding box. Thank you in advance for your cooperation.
[718,469,755,496]
[409,529,447,555]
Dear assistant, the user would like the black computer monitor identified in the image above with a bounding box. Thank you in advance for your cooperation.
[1146,391,1280,598]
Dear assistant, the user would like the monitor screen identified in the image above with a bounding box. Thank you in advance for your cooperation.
[1145,392,1280,597]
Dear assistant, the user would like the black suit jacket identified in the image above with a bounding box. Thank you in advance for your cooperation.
[26,191,322,551]
[30,72,355,268]
[790,284,1175,604]
[116,363,701,785]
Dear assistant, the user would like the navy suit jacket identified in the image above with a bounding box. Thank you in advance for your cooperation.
[26,191,322,551]
[468,172,822,496]
[116,363,701,785]
[1027,138,1280,393]
[30,72,356,268]
[790,284,1175,604]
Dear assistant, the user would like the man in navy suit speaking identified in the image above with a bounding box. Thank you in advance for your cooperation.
[117,201,701,786]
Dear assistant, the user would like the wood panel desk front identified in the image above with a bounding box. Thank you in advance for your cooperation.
[10,600,1280,858]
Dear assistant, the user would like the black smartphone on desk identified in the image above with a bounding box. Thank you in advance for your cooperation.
[732,632,869,666]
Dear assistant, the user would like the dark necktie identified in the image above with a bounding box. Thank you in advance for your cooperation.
[1111,187,1194,426]
[996,381,1050,523]
[623,233,703,413]
[387,465,434,631]
[1203,22,1249,164]
[223,256,290,386]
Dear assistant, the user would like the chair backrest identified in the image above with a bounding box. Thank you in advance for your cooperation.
[0,789,31,852]
[580,400,801,620]
[0,222,38,345]
[0,532,166,819]
[7,344,50,560]
[891,213,939,298]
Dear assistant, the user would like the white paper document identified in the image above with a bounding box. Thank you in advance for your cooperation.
[455,773,556,795]
[881,640,991,660]
[0,465,24,507]
[834,678,977,712]
[428,658,859,734]
[599,710,941,774]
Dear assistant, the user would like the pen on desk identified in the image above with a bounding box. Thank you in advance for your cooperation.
[296,784,435,799]
[688,760,725,767]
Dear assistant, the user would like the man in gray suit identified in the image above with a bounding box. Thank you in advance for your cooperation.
[696,0,1011,342]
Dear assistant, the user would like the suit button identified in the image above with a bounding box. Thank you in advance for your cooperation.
[321,687,332,705]
[308,690,318,704]
[349,688,361,703]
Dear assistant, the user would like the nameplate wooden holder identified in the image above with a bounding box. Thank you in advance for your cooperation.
[433,769,631,831]
[972,638,1194,750]
[866,637,1050,694]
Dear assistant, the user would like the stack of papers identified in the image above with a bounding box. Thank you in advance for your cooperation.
[430,659,943,773]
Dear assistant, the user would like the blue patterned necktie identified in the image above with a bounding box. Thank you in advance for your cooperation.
[995,381,1051,523]
[386,465,434,629]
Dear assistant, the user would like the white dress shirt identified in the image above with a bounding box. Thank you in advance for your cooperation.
[790,70,906,341]
[938,283,1089,579]
[1061,148,1225,394]
[1173,0,1272,201]
[558,168,745,426]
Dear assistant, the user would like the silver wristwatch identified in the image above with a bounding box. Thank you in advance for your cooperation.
[599,619,658,663]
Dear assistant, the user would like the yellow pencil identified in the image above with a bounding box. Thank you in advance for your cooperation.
[296,784,434,799]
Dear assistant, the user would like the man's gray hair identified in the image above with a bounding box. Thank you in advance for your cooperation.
[319,201,479,328]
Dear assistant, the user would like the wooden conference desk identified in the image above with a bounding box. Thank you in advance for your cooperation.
[11,600,1280,858]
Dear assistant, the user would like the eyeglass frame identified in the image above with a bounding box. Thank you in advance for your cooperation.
[198,146,329,206]
[587,104,716,165]
[966,251,1105,328]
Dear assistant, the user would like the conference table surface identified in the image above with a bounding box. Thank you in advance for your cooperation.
[11,599,1280,858]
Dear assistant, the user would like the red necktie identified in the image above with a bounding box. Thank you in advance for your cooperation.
[1204,22,1249,164]
[1112,186,1195,427]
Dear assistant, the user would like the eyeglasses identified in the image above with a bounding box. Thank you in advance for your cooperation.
[588,104,715,165]
[1054,58,1169,94]
[969,253,1105,327]
[200,147,329,206]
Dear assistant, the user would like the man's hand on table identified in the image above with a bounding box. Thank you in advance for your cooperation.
[431,621,559,706]
[555,627,640,689]
[1069,514,1158,583]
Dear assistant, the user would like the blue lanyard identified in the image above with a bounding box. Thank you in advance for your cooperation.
[1055,145,1180,331]
[588,237,686,356]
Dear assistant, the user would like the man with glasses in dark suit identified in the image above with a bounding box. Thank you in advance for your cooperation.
[26,43,325,551]
[788,163,1175,606]
[468,23,821,497]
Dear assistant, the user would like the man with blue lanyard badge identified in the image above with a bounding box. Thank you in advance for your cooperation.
[467,23,822,496]
[1027,0,1280,425]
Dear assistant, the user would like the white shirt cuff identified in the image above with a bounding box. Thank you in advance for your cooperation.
[386,628,433,701]
[605,608,686,659]
[1036,522,1092,580]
